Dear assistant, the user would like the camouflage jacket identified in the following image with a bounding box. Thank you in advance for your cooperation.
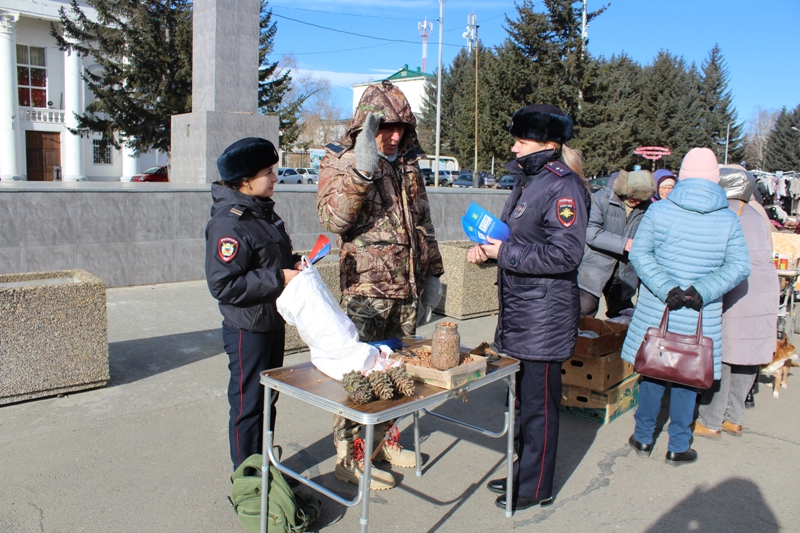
[317,81,444,299]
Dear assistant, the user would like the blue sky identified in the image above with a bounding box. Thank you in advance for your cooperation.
[268,0,800,125]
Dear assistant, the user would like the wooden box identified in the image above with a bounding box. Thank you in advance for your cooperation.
[561,350,634,391]
[395,349,488,390]
[560,374,640,424]
[573,317,628,357]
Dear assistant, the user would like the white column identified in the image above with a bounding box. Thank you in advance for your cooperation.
[0,12,22,180]
[62,42,86,181]
[120,140,138,180]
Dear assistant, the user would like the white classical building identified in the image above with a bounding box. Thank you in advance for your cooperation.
[351,65,433,120]
[0,1,162,181]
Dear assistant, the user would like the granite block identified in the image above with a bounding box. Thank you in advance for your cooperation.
[434,241,499,319]
[0,269,109,404]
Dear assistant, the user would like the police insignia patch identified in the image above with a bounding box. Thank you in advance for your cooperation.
[556,198,576,227]
[218,237,239,262]
[513,202,527,218]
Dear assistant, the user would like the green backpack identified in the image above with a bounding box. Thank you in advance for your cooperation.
[230,454,321,533]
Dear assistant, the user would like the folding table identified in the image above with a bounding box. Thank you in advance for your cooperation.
[258,353,519,533]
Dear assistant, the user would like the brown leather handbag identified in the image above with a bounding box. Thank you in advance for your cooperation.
[634,308,714,389]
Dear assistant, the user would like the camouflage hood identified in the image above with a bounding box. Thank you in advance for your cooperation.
[339,80,424,160]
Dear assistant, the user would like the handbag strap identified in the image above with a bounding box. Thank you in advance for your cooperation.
[659,306,704,342]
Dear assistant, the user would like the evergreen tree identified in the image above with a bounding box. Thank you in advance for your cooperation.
[699,45,743,164]
[764,105,800,172]
[636,51,702,170]
[258,1,306,148]
[51,0,193,155]
[575,54,642,175]
[503,0,606,127]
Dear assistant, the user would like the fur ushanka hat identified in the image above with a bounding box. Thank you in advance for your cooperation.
[612,170,656,202]
[508,104,573,144]
[216,137,279,182]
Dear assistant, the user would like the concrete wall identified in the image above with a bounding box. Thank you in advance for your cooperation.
[0,181,511,287]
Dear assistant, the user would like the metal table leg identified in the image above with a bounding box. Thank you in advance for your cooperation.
[505,373,515,518]
[360,423,374,533]
[260,387,272,533]
[413,411,422,477]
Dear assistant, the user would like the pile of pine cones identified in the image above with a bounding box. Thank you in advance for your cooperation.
[341,367,416,405]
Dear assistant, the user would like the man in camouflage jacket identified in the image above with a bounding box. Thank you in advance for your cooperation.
[317,80,444,490]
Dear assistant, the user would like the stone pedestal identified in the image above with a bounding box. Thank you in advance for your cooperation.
[434,241,499,319]
[171,111,279,184]
[0,270,109,404]
[170,0,279,183]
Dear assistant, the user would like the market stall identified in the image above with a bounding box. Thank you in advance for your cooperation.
[257,339,519,533]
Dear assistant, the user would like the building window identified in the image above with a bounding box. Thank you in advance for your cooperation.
[17,45,47,108]
[93,140,112,165]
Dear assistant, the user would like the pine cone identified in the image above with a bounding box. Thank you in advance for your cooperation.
[342,370,374,404]
[367,370,395,400]
[387,366,415,396]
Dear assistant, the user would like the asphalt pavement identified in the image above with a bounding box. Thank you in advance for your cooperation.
[0,280,796,532]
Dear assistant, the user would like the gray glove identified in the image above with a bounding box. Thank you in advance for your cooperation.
[417,275,443,327]
[354,112,380,177]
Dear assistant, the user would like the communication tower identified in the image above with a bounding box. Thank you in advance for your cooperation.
[418,17,433,73]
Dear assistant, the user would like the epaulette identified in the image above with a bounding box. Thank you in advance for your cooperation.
[545,161,570,177]
[325,142,345,154]
[228,207,244,219]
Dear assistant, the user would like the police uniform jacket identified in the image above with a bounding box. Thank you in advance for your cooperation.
[494,150,591,362]
[205,183,300,333]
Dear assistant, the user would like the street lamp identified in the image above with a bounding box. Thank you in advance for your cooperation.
[724,120,735,165]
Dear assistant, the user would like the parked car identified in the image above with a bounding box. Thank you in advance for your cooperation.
[277,167,302,184]
[453,173,485,188]
[131,166,168,182]
[436,170,456,186]
[482,173,496,188]
[589,175,612,193]
[496,175,515,190]
[421,168,433,184]
[295,168,319,184]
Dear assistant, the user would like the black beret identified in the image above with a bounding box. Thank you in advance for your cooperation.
[216,137,279,182]
[508,104,573,144]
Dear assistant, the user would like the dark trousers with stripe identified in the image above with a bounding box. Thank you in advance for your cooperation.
[513,360,562,500]
[222,324,285,470]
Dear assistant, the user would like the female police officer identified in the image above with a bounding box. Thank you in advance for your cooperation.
[468,105,591,511]
[205,137,301,470]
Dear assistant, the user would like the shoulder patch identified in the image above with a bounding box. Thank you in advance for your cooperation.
[218,237,239,262]
[228,207,244,218]
[325,142,345,154]
[545,161,570,177]
[556,198,577,227]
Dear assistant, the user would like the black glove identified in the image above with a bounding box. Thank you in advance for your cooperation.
[684,286,704,311]
[665,287,686,311]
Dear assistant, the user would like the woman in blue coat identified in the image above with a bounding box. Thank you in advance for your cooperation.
[468,104,591,511]
[622,148,750,466]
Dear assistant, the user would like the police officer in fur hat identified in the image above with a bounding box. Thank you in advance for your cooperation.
[205,137,302,470]
[468,104,591,512]
[577,169,655,318]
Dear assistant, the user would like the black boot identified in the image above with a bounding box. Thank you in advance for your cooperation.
[745,381,756,409]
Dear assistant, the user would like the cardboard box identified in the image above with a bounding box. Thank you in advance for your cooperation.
[397,350,488,390]
[561,350,634,391]
[560,373,640,424]
[573,317,628,357]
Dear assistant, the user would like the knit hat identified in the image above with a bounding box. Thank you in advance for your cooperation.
[654,168,675,185]
[678,148,720,183]
[216,137,279,182]
[613,169,656,202]
[508,104,573,144]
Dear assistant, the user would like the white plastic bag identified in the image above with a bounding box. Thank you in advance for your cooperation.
[276,259,378,380]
